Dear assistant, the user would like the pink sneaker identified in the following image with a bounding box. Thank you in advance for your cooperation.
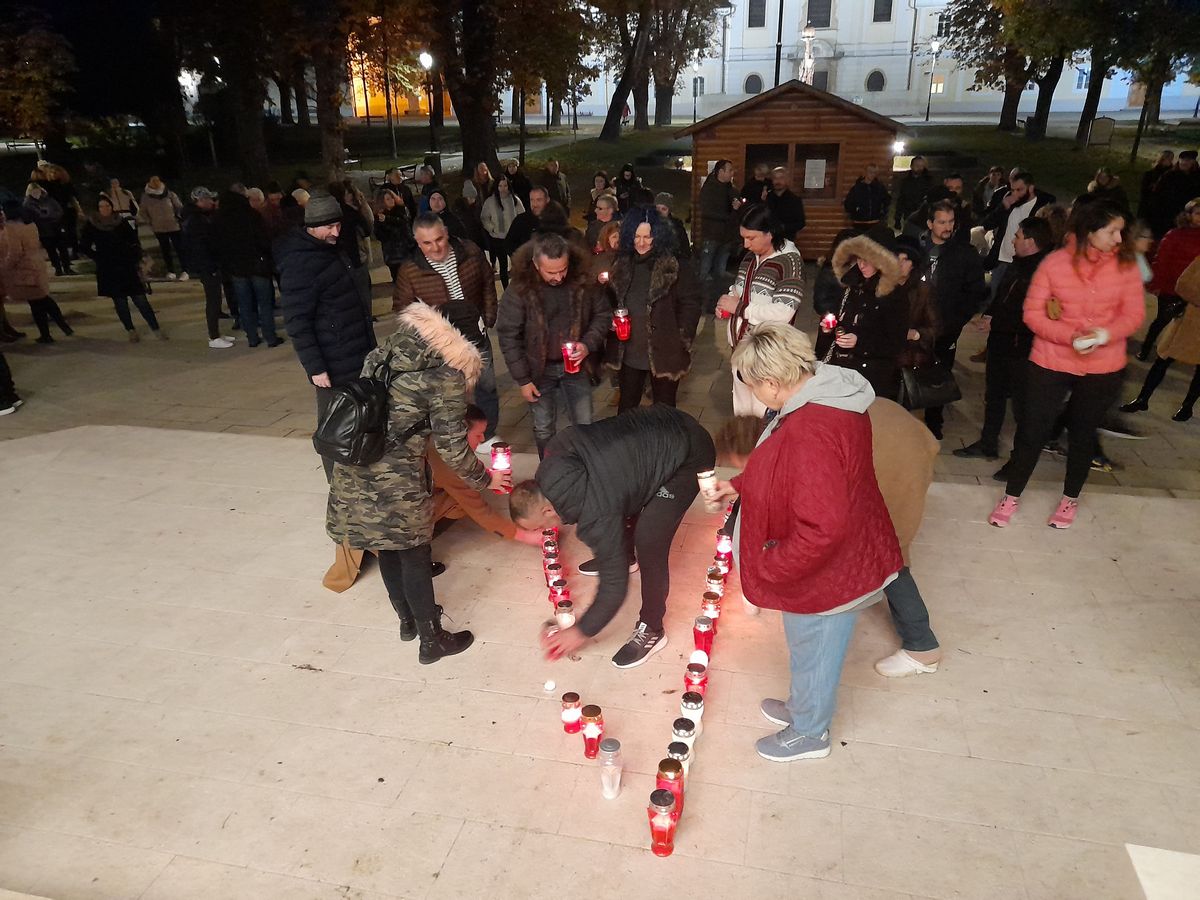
[988,494,1020,527]
[1047,496,1078,529]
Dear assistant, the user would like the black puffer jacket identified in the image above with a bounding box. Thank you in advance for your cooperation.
[180,204,218,276]
[537,406,715,637]
[213,192,273,278]
[277,229,377,386]
[79,215,144,298]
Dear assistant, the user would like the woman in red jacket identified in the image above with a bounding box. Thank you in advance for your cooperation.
[989,202,1145,530]
[712,323,902,762]
[1137,198,1200,361]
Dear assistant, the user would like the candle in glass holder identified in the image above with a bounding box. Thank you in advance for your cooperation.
[701,592,722,631]
[598,738,623,799]
[671,717,698,754]
[542,527,559,541]
[820,312,839,331]
[667,740,692,777]
[648,789,677,857]
[554,599,575,628]
[544,563,563,587]
[597,270,610,285]
[715,529,733,556]
[580,705,604,759]
[547,586,570,607]
[684,662,708,697]
[705,567,726,597]
[613,307,631,341]
[542,538,559,556]
[693,615,714,656]
[681,692,705,736]
[713,553,730,575]
[560,692,582,733]
[489,442,512,494]
[562,342,582,374]
[655,758,685,819]
[542,549,559,570]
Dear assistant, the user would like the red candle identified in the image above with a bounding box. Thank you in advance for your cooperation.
[655,758,685,820]
[542,527,559,541]
[613,307,631,341]
[547,584,570,606]
[705,567,725,597]
[716,307,731,320]
[648,789,677,857]
[580,705,604,759]
[545,563,563,587]
[542,539,559,556]
[821,312,838,331]
[560,692,582,733]
[715,529,733,556]
[562,342,582,374]
[693,615,714,656]
[597,270,610,284]
[684,662,708,697]
[490,442,512,494]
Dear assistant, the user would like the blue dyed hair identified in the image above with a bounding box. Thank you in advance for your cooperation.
[617,206,676,258]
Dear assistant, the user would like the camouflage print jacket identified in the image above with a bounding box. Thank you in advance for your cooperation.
[326,301,490,551]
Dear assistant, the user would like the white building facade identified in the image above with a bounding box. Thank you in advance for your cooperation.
[572,0,1200,123]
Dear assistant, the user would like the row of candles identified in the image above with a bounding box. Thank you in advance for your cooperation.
[544,475,736,858]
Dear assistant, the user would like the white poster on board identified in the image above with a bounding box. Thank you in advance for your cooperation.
[804,159,826,190]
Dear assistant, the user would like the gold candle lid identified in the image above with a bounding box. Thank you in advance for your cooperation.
[561,691,580,704]
[656,758,684,780]
[580,704,603,722]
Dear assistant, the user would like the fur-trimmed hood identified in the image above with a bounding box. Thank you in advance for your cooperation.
[388,300,483,388]
[832,235,902,297]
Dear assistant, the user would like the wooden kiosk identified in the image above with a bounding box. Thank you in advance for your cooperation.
[677,79,904,260]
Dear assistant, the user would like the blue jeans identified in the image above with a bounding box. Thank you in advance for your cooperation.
[696,240,732,312]
[474,343,500,440]
[781,607,861,737]
[885,567,939,652]
[529,361,593,456]
[232,276,276,344]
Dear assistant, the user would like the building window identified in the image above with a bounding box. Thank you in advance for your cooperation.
[808,0,832,29]
[748,0,766,28]
[744,73,764,95]
[931,74,945,95]
[813,70,830,92]
[936,13,950,37]
[865,70,886,92]
[1075,68,1090,90]
[873,0,892,22]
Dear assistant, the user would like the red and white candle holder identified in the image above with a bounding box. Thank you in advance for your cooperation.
[693,615,714,656]
[648,789,677,857]
[715,529,733,557]
[560,692,582,733]
[705,566,726,597]
[544,563,563,587]
[655,757,685,819]
[684,662,709,697]
[489,442,512,494]
[613,307,631,341]
[580,705,604,759]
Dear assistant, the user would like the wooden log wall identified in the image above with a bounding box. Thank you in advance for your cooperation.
[688,92,897,261]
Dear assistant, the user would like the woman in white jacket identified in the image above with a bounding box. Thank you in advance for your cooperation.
[480,174,524,288]
[715,204,806,416]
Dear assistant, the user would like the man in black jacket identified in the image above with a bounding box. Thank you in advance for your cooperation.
[981,170,1055,295]
[278,193,378,480]
[510,406,716,668]
[955,216,1052,466]
[505,186,549,255]
[893,155,933,230]
[654,192,691,260]
[180,187,231,349]
[766,167,806,243]
[843,164,891,232]
[918,200,987,439]
[214,189,282,348]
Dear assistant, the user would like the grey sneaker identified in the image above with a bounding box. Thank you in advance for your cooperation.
[610,621,667,669]
[759,698,790,727]
[755,727,831,762]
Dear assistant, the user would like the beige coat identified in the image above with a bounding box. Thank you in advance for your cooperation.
[1158,258,1200,366]
[868,398,938,565]
[0,220,50,302]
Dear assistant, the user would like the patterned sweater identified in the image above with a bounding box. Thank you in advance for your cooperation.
[726,241,806,347]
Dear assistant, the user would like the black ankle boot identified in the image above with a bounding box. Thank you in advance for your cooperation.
[417,615,474,664]
[1173,405,1194,422]
[1120,397,1150,413]
[398,617,417,641]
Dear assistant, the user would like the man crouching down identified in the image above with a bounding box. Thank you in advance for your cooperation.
[509,406,716,668]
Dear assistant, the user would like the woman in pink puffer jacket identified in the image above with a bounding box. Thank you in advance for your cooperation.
[989,201,1145,530]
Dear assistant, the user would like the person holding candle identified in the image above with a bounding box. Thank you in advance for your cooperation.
[326,301,512,663]
[495,232,611,458]
[708,324,903,760]
[509,405,716,668]
[716,204,805,417]
[602,207,702,413]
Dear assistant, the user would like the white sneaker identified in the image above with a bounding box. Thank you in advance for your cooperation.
[874,649,939,678]
[208,337,235,349]
[178,272,190,282]
[166,272,177,281]
[221,334,238,342]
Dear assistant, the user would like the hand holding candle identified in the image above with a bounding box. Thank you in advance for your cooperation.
[613,307,631,341]
[562,341,586,374]
[820,312,838,332]
[489,442,512,494]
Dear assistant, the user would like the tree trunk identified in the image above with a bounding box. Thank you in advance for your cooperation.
[998,79,1024,131]
[293,64,312,126]
[275,76,294,125]
[519,88,527,164]
[1027,53,1065,140]
[431,0,499,168]
[1074,50,1110,144]
[600,6,651,142]
[653,75,674,126]
[633,66,651,131]
[510,86,519,124]
[551,96,562,127]
[431,72,445,129]
[312,43,346,182]
[1144,75,1165,126]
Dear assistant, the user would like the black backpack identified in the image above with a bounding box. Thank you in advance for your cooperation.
[313,352,428,467]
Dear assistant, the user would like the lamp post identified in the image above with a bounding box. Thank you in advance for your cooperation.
[773,0,786,86]
[692,61,700,123]
[924,38,942,123]
[800,22,816,86]
[419,51,438,160]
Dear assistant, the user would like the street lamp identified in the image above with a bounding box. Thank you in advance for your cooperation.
[800,22,816,86]
[419,51,439,162]
[925,38,942,123]
[692,60,700,124]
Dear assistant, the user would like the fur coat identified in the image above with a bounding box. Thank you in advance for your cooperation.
[326,302,490,551]
[603,251,702,380]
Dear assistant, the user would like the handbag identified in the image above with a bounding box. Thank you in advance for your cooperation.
[899,362,962,410]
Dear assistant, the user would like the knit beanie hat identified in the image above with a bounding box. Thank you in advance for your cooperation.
[305,192,342,227]
[654,192,673,208]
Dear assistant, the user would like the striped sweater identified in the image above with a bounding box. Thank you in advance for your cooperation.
[726,241,806,347]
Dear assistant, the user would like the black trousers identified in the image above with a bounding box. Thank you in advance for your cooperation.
[315,386,335,483]
[200,273,224,339]
[979,334,1029,450]
[1005,363,1124,499]
[155,232,183,274]
[377,544,438,622]
[28,297,70,339]
[617,364,679,413]
[0,351,17,404]
[1138,355,1200,410]
[40,234,69,274]
[923,330,962,433]
[487,236,510,288]
[111,294,159,332]
[1142,294,1184,358]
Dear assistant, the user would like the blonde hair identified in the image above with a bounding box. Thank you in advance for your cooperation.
[731,323,816,387]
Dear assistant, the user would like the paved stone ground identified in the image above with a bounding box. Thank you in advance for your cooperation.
[3,261,1198,501]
